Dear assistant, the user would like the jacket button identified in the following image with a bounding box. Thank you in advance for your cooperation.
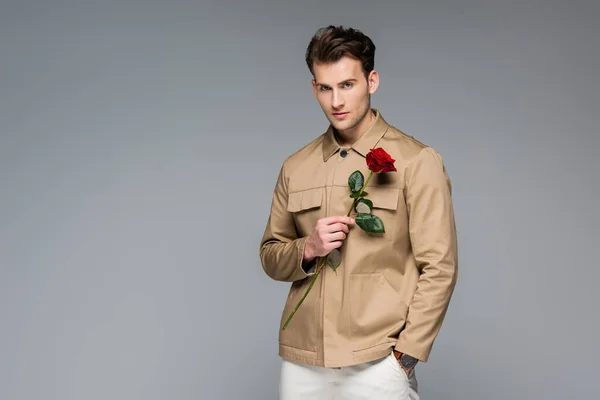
[340,149,348,158]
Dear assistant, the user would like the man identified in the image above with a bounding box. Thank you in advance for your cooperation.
[259,25,458,399]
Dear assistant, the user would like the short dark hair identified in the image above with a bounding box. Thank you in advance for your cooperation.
[305,25,376,79]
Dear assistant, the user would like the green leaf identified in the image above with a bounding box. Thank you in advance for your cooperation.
[355,198,373,214]
[350,191,368,199]
[348,170,364,193]
[355,213,385,233]
[326,248,342,271]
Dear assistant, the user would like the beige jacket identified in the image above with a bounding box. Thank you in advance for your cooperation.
[259,109,458,368]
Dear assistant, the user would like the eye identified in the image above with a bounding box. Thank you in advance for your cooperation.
[319,86,330,91]
[342,82,353,88]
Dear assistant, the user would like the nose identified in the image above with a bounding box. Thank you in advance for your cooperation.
[331,89,344,109]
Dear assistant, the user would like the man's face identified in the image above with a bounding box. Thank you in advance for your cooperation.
[311,55,379,138]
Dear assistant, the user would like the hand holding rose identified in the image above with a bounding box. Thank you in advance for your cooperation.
[304,216,356,262]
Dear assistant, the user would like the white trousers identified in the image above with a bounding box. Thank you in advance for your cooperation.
[279,352,419,399]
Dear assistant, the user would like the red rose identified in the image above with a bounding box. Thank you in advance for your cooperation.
[366,148,397,173]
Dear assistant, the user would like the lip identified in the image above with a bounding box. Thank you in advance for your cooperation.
[332,112,349,119]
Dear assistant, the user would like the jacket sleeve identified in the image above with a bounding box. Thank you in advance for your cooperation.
[259,162,317,282]
[395,147,459,362]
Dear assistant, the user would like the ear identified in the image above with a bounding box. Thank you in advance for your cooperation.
[311,79,317,98]
[367,70,379,94]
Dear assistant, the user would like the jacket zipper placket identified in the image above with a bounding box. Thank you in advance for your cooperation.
[320,163,332,364]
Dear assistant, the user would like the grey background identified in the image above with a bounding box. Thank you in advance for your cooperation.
[1,0,598,399]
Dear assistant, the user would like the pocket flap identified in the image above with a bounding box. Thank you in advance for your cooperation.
[287,187,324,212]
[367,186,399,210]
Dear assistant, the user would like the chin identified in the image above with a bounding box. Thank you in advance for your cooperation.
[331,120,354,132]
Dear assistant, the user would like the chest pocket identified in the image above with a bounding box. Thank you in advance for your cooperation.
[360,185,401,241]
[287,187,324,238]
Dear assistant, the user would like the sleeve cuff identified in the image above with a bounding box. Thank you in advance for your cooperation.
[295,236,317,280]
[394,339,429,363]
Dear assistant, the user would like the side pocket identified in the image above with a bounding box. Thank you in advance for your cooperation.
[349,273,408,349]
[386,352,410,381]
[278,278,319,352]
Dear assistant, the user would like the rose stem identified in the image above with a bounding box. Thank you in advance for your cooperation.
[282,258,324,330]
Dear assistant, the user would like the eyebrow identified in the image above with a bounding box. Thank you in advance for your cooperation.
[315,78,358,87]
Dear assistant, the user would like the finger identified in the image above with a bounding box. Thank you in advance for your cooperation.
[325,241,343,251]
[323,222,350,234]
[333,223,350,234]
[324,231,346,243]
[328,231,346,241]
[320,216,355,226]
[337,231,347,241]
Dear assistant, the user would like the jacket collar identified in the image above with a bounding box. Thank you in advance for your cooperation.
[322,109,389,162]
